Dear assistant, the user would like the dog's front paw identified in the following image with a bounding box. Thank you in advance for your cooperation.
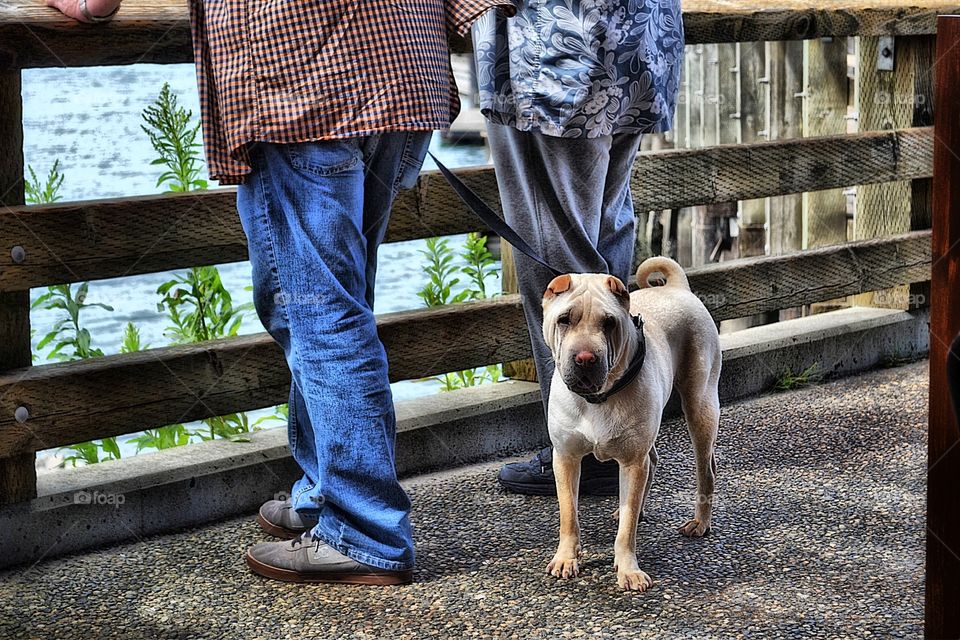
[678,518,710,537]
[616,568,653,591]
[546,555,580,579]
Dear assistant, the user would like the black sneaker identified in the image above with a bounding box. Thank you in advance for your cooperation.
[497,446,619,496]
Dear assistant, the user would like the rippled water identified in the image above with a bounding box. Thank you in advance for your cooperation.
[22,64,498,463]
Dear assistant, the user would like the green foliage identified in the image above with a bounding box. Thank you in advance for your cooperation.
[32,283,113,361]
[119,322,149,353]
[460,232,498,300]
[24,160,65,205]
[61,437,122,467]
[141,83,207,192]
[157,266,252,344]
[774,363,823,391]
[417,237,472,307]
[418,234,502,392]
[128,425,192,453]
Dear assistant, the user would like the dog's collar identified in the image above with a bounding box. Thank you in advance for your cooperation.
[574,315,646,405]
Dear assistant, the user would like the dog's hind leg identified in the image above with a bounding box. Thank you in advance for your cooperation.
[547,452,583,579]
[679,388,719,538]
[614,456,654,591]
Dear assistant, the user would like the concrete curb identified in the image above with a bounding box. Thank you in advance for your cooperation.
[0,306,929,570]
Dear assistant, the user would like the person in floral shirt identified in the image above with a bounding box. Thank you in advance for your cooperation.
[474,0,684,495]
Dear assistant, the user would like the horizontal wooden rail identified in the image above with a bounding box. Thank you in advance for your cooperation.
[2,1,959,70]
[0,230,931,457]
[0,128,934,292]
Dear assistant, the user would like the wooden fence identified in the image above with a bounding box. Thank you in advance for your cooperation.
[1,1,958,635]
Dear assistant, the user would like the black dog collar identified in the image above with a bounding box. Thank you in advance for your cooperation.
[574,314,646,405]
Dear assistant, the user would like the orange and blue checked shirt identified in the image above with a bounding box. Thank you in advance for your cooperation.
[188,0,516,185]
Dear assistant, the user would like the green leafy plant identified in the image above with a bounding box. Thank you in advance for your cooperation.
[157,267,251,344]
[774,362,823,391]
[33,283,113,361]
[25,160,65,205]
[417,234,502,391]
[141,83,207,192]
[460,232,498,300]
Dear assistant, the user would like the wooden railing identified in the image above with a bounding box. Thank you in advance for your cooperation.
[0,2,957,630]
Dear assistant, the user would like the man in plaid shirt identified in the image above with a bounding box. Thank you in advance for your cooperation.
[49,0,514,585]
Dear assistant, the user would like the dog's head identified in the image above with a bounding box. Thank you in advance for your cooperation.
[541,273,633,395]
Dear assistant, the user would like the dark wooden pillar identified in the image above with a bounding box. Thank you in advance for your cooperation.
[0,70,36,505]
[926,15,960,639]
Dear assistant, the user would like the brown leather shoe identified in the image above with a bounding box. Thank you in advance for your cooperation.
[256,499,318,540]
[246,533,413,585]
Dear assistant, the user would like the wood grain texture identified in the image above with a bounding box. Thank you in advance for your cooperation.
[0,231,931,457]
[767,40,805,256]
[3,1,960,69]
[803,37,850,249]
[854,35,916,308]
[738,40,769,258]
[1,127,934,292]
[0,296,530,456]
[0,70,36,503]
[925,15,960,639]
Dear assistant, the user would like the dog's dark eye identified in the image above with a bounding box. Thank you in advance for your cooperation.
[557,315,571,326]
[602,316,617,332]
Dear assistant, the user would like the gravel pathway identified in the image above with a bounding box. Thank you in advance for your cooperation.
[0,362,928,639]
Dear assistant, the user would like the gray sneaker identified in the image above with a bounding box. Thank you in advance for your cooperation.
[246,532,413,585]
[256,499,318,540]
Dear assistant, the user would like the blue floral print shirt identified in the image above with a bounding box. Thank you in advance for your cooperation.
[472,0,685,138]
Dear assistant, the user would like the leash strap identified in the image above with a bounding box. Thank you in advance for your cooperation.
[428,151,564,278]
[429,150,647,404]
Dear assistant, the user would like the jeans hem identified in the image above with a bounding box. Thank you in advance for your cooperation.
[311,523,414,572]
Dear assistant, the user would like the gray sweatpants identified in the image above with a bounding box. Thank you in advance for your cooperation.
[486,123,643,414]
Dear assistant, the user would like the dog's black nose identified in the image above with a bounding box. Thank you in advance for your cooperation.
[574,350,597,367]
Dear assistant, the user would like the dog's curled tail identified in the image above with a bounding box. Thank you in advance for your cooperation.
[635,256,690,290]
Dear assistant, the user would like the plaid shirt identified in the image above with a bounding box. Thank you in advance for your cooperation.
[189,0,515,185]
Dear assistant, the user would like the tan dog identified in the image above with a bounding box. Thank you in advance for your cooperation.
[541,257,720,591]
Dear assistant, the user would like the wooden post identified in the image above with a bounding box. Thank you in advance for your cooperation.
[738,41,767,259]
[767,40,805,321]
[854,35,926,309]
[0,70,37,505]
[499,242,537,382]
[802,38,849,250]
[926,15,960,638]
[767,40,804,257]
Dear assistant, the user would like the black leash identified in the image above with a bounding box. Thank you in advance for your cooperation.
[427,151,646,404]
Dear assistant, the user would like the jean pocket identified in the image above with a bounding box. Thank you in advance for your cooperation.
[284,138,364,177]
[393,132,432,194]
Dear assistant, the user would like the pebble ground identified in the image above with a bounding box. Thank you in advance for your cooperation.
[0,361,928,639]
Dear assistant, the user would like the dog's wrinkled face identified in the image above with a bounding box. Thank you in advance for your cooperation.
[542,274,632,395]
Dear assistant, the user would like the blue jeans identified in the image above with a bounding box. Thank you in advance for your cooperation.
[236,132,431,571]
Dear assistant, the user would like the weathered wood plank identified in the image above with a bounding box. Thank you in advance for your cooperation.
[3,1,960,70]
[0,231,931,457]
[925,15,960,638]
[0,70,36,503]
[0,296,531,457]
[691,229,930,321]
[0,127,933,292]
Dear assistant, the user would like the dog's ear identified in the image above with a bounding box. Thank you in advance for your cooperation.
[543,274,572,301]
[605,276,630,310]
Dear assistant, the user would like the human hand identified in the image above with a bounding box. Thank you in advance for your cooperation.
[46,0,121,23]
